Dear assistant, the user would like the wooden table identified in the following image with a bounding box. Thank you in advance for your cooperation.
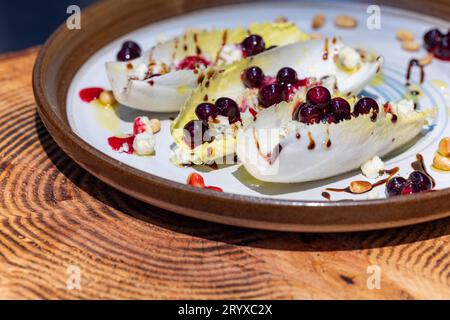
[1,44,450,299]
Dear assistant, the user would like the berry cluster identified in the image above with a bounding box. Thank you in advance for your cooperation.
[184,98,240,149]
[294,86,379,125]
[386,171,432,197]
[242,66,306,108]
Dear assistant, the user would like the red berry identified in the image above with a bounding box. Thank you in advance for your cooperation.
[386,176,407,197]
[298,102,322,124]
[329,97,351,122]
[306,86,331,105]
[258,84,284,108]
[195,103,218,121]
[276,67,298,85]
[187,173,205,188]
[242,66,264,88]
[353,97,379,116]
[183,120,210,149]
[241,34,265,57]
[215,97,240,124]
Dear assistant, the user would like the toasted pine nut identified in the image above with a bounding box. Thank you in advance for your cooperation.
[433,153,450,171]
[335,15,357,28]
[438,137,450,157]
[312,14,325,29]
[275,16,288,23]
[185,27,202,34]
[150,118,161,134]
[349,181,373,194]
[309,33,323,40]
[99,90,116,106]
[401,40,420,52]
[396,28,414,42]
[419,53,433,66]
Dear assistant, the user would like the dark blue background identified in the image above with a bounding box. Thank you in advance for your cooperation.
[0,0,95,53]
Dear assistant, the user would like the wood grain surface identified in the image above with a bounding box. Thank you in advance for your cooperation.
[0,49,449,299]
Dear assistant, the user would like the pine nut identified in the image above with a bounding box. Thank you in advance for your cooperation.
[312,14,325,29]
[349,181,373,194]
[401,40,420,52]
[438,137,450,157]
[433,153,450,171]
[275,16,288,23]
[150,118,161,134]
[396,28,414,42]
[419,53,433,66]
[335,15,357,28]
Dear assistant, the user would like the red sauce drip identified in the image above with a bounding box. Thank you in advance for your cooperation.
[326,167,400,195]
[326,187,350,193]
[107,136,135,154]
[307,131,315,150]
[284,78,309,101]
[321,192,331,200]
[412,153,435,187]
[79,87,103,103]
[406,58,424,85]
[322,38,329,61]
[175,56,210,70]
[249,108,258,121]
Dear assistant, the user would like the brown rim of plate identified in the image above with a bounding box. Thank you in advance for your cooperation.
[32,0,450,232]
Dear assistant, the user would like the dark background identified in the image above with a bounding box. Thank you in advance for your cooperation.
[0,0,95,53]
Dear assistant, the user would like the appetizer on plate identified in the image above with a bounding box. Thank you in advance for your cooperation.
[237,92,434,183]
[170,38,384,166]
[106,22,309,112]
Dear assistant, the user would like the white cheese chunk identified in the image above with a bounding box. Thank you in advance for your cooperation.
[339,46,362,70]
[361,156,384,179]
[218,44,243,64]
[133,132,155,155]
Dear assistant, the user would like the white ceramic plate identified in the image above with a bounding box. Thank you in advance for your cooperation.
[67,1,450,202]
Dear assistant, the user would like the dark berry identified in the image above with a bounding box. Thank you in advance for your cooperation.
[215,97,240,124]
[386,176,407,197]
[276,67,298,85]
[122,41,142,55]
[242,66,264,88]
[353,97,379,116]
[423,29,443,51]
[329,97,351,121]
[435,34,450,60]
[117,41,142,61]
[306,86,331,106]
[281,83,295,102]
[298,103,322,124]
[258,84,284,108]
[195,103,218,121]
[408,171,432,193]
[241,34,265,57]
[183,120,210,149]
